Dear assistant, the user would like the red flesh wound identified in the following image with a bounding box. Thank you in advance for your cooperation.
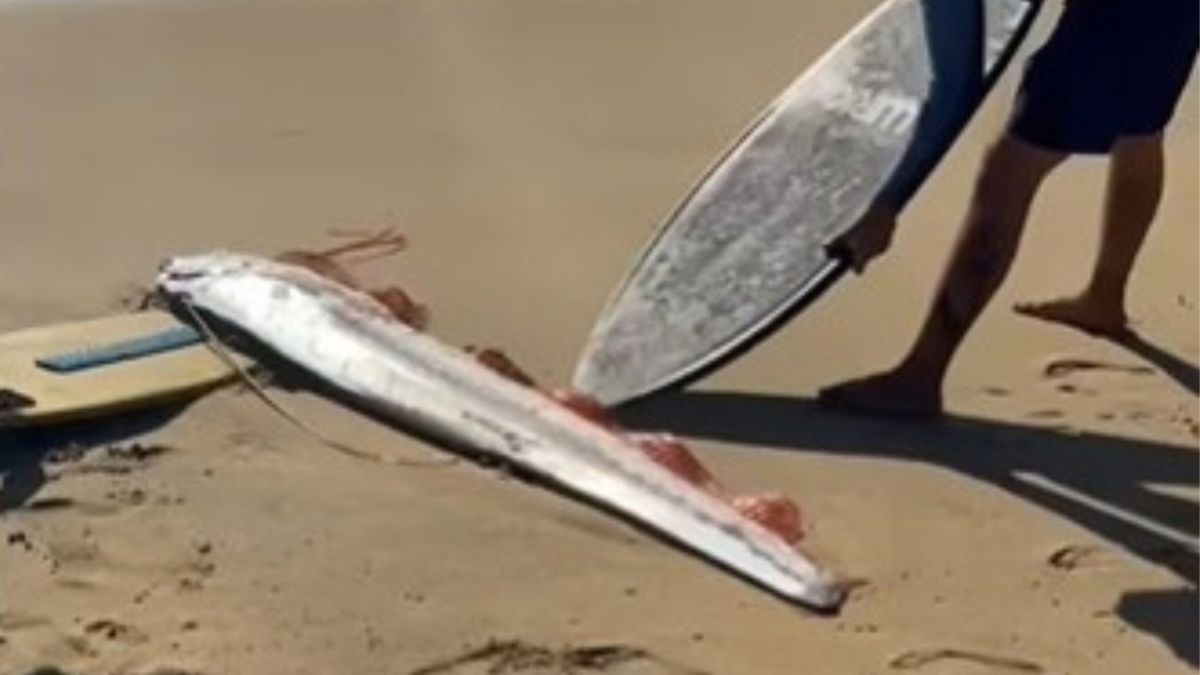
[468,347,538,388]
[624,432,722,493]
[547,388,617,428]
[370,287,430,330]
[731,493,805,543]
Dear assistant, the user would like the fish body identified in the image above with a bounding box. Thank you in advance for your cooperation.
[157,252,846,612]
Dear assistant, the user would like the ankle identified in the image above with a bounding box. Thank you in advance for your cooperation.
[893,354,948,391]
[1079,284,1127,313]
[1087,265,1133,297]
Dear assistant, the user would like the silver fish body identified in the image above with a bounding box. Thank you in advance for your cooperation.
[157,251,846,611]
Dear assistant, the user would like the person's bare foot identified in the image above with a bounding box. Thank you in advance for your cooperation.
[817,371,942,418]
[1013,295,1132,338]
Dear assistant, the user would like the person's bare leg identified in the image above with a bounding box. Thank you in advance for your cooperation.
[1015,134,1164,336]
[819,136,1066,416]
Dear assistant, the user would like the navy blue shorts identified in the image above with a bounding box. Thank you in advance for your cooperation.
[1009,0,1198,154]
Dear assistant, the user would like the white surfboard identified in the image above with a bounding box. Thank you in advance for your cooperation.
[574,0,1043,406]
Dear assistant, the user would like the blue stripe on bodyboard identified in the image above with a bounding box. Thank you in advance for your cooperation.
[36,324,204,374]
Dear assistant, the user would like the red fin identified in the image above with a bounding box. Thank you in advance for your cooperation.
[732,493,805,543]
[468,347,539,387]
[370,287,430,330]
[625,432,722,493]
[547,388,618,428]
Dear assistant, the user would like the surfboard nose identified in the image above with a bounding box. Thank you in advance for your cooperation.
[572,315,689,407]
[572,350,633,407]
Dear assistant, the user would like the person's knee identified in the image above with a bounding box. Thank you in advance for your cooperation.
[973,135,1063,205]
[1113,133,1165,162]
[1121,132,1164,147]
[971,145,1024,210]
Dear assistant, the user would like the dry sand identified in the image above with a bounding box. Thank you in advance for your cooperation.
[1,1,1196,673]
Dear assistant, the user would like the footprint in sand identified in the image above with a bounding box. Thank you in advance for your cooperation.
[16,663,206,675]
[7,529,35,553]
[888,648,1043,673]
[1168,405,1200,438]
[35,515,216,600]
[102,443,171,463]
[23,497,76,512]
[408,640,708,675]
[83,617,149,645]
[24,496,120,517]
[46,443,174,482]
[1055,382,1099,396]
[1047,544,1113,572]
[0,611,100,661]
[1041,356,1153,380]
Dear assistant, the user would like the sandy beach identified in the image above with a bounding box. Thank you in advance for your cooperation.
[1,0,1196,673]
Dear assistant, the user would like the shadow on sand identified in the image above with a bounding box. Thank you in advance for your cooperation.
[0,405,188,513]
[1112,331,1199,397]
[615,372,1198,666]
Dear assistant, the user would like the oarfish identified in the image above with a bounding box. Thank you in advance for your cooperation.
[157,251,847,612]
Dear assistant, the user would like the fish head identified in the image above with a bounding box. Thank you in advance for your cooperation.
[156,251,264,298]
